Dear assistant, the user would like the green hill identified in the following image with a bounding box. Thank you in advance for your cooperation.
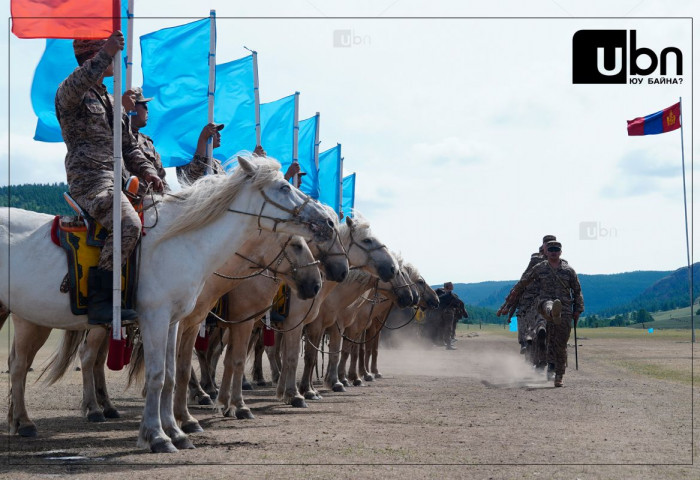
[0,183,73,215]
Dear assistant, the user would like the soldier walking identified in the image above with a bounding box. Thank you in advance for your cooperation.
[497,240,583,387]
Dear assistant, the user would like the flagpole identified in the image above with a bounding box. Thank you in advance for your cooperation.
[112,39,123,339]
[247,48,261,148]
[339,148,344,218]
[125,0,134,90]
[679,97,694,343]
[292,92,300,187]
[313,112,320,197]
[206,10,216,175]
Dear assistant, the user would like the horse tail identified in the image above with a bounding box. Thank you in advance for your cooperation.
[127,340,145,394]
[39,330,86,386]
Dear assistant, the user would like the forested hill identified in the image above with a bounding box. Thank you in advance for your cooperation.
[0,183,73,215]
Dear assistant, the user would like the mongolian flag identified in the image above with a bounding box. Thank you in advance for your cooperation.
[627,102,681,136]
[11,0,120,39]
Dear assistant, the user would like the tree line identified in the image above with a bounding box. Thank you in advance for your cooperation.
[0,183,73,215]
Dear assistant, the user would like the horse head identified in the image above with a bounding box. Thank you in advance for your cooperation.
[376,257,414,310]
[341,214,397,282]
[275,235,323,300]
[307,204,349,283]
[404,262,439,309]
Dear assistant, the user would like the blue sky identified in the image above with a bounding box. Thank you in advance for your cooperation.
[1,1,696,283]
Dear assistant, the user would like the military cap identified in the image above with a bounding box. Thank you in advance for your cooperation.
[132,87,153,104]
[542,234,557,243]
[73,39,107,58]
[444,281,453,289]
[546,240,562,250]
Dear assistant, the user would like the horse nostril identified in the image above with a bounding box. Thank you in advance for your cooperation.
[313,283,321,295]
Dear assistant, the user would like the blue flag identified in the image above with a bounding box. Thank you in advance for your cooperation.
[297,115,319,198]
[260,94,295,172]
[213,55,256,164]
[141,18,211,168]
[318,144,341,214]
[342,173,356,219]
[30,5,128,142]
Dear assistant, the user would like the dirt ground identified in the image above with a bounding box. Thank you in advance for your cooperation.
[0,325,698,479]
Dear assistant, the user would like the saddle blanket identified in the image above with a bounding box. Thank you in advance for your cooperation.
[51,215,138,316]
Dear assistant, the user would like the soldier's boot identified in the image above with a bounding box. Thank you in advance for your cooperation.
[519,342,527,355]
[446,342,457,350]
[87,267,138,325]
[546,363,556,381]
[554,374,564,387]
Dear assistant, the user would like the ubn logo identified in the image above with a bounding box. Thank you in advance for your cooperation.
[572,30,683,84]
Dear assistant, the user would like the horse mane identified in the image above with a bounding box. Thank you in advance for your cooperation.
[157,155,282,244]
[344,267,374,286]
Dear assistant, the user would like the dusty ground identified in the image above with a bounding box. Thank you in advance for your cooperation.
[0,325,698,479]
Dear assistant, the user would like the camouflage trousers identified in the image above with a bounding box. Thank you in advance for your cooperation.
[72,186,142,271]
[538,299,572,376]
[441,309,455,344]
[516,301,537,345]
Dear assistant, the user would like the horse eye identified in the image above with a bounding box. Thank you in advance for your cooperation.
[362,238,372,245]
[293,243,303,251]
[281,184,291,193]
[418,279,425,285]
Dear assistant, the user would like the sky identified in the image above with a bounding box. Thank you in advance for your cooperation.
[1,0,697,285]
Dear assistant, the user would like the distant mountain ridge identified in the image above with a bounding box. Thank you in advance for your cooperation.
[436,265,696,316]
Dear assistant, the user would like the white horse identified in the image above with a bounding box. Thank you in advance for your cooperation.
[0,156,336,453]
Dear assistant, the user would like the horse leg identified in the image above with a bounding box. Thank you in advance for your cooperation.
[299,322,323,399]
[276,324,306,408]
[250,328,267,386]
[268,331,283,384]
[137,318,178,453]
[188,365,212,406]
[160,321,193,450]
[202,326,224,397]
[220,322,256,419]
[370,325,382,378]
[346,329,363,386]
[8,315,51,437]
[89,327,120,419]
[174,321,204,434]
[324,325,345,391]
[78,328,106,422]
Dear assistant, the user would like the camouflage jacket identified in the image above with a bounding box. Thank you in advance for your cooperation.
[176,153,225,186]
[133,130,170,195]
[56,49,157,198]
[508,260,584,316]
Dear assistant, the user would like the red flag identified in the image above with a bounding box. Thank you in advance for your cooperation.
[11,0,120,39]
[627,102,681,136]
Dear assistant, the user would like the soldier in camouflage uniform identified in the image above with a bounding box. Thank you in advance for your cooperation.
[497,240,583,387]
[176,123,227,185]
[516,235,556,356]
[56,32,164,325]
[125,87,170,195]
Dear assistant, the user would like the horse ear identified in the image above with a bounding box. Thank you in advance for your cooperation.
[346,216,354,228]
[237,156,256,176]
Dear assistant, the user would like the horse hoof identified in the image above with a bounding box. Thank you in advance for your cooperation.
[363,374,374,382]
[207,390,218,400]
[235,409,255,420]
[303,391,316,400]
[198,395,214,406]
[87,411,107,423]
[256,380,269,387]
[103,408,121,419]
[17,425,37,437]
[151,440,178,454]
[353,379,363,387]
[341,379,350,387]
[173,437,195,450]
[332,383,346,393]
[290,397,308,408]
[374,373,383,379]
[181,421,204,434]
[242,382,253,391]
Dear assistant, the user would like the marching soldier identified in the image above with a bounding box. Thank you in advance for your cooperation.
[497,240,583,387]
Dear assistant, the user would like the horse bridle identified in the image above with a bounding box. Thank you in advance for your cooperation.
[213,235,320,283]
[314,226,349,266]
[345,225,390,271]
[227,188,318,233]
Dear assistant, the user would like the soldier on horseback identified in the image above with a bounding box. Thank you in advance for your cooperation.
[56,31,164,325]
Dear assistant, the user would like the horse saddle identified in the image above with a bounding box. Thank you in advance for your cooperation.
[206,295,229,325]
[51,192,139,316]
[270,283,291,324]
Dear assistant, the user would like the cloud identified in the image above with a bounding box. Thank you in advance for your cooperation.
[0,133,67,186]
[409,136,484,167]
[601,148,683,198]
